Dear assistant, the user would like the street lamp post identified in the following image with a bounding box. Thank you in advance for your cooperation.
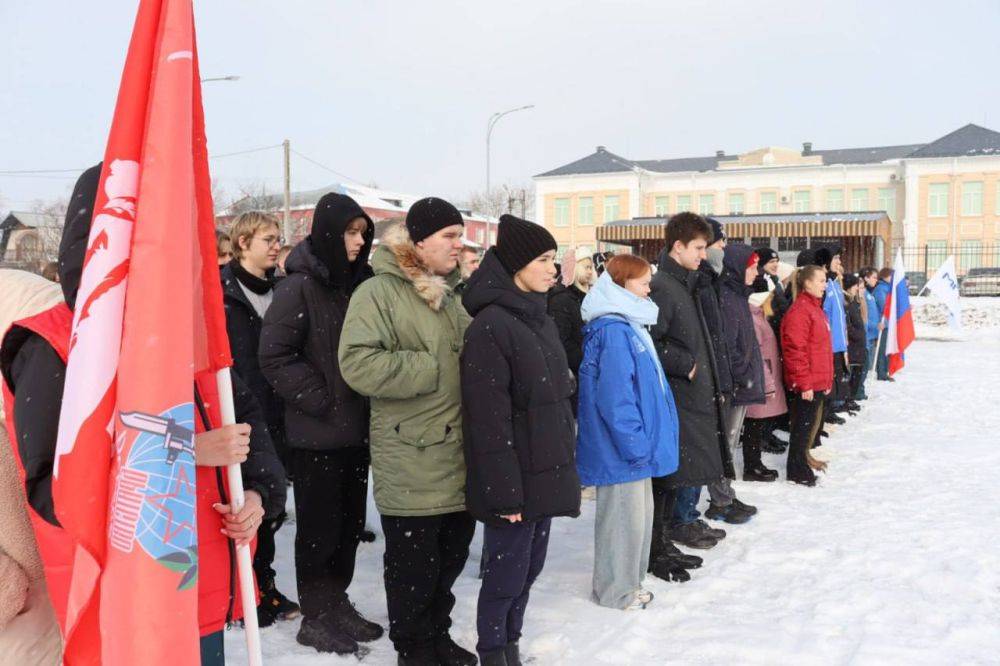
[486,104,534,247]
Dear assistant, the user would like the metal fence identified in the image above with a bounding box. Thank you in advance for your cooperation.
[897,244,1000,296]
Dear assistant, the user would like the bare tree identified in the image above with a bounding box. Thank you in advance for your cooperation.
[466,184,534,219]
[211,177,229,213]
[8,198,68,270]
[227,181,276,215]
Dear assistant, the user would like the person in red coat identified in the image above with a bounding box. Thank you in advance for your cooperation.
[780,265,835,486]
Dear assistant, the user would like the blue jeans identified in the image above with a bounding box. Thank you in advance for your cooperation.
[671,486,701,527]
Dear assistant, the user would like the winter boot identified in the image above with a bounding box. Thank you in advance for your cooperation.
[648,556,692,583]
[332,601,384,642]
[669,522,718,549]
[789,475,817,487]
[505,641,522,666]
[825,412,846,425]
[435,634,478,666]
[257,580,301,627]
[297,615,359,655]
[743,463,778,482]
[658,539,703,569]
[704,503,753,524]
[479,649,508,666]
[731,498,758,515]
[762,435,787,454]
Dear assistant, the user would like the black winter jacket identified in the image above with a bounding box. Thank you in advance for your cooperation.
[696,262,734,398]
[648,254,729,488]
[845,299,868,366]
[259,224,374,451]
[461,251,581,526]
[719,245,766,407]
[547,282,586,376]
[221,262,285,455]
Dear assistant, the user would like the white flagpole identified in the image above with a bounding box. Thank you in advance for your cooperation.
[216,367,264,666]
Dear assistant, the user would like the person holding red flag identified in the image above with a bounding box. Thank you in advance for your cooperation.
[1,164,286,665]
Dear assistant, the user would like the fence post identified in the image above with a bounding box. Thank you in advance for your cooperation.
[923,243,929,279]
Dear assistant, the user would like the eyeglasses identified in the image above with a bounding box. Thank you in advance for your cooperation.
[256,234,285,247]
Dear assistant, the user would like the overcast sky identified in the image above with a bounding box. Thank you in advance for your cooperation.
[2,0,999,212]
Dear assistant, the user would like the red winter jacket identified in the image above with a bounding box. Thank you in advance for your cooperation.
[1,305,250,638]
[780,292,834,394]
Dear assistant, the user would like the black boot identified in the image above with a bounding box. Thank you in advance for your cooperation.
[658,539,703,569]
[398,645,440,666]
[743,463,778,482]
[332,601,384,642]
[297,615,359,655]
[825,412,846,425]
[704,502,753,524]
[257,580,301,627]
[435,634,478,666]
[479,649,508,666]
[505,641,522,666]
[648,555,692,582]
[762,435,787,454]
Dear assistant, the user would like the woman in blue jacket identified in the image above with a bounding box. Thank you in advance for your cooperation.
[577,255,680,610]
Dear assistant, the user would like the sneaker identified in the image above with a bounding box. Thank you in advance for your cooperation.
[258,582,300,627]
[333,601,383,642]
[648,555,692,583]
[625,589,654,610]
[657,540,703,569]
[731,498,758,515]
[704,503,752,525]
[297,615,359,655]
[668,522,718,549]
[825,413,846,425]
[434,634,477,666]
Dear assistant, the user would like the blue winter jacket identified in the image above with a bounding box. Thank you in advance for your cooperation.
[823,278,848,353]
[576,273,680,487]
[864,287,880,344]
[873,280,891,323]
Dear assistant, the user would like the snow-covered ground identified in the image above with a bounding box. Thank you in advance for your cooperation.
[227,322,1000,665]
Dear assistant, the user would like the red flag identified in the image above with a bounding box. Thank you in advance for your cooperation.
[53,0,230,663]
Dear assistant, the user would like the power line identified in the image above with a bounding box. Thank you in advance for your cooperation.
[209,144,283,159]
[0,143,284,175]
[290,149,359,184]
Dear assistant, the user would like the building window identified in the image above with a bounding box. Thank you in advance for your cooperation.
[654,196,670,216]
[476,228,485,244]
[960,240,983,271]
[778,237,807,252]
[928,184,948,217]
[759,192,777,213]
[750,236,771,248]
[554,198,570,227]
[677,195,692,212]
[850,188,869,212]
[792,190,811,213]
[926,240,947,272]
[728,193,745,214]
[603,195,620,223]
[490,230,497,245]
[961,181,983,216]
[699,194,715,215]
[878,188,896,220]
[578,197,594,226]
[826,189,844,211]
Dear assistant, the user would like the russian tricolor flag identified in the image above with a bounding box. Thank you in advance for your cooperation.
[884,249,915,375]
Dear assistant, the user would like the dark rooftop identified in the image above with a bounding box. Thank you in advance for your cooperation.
[536,124,1000,178]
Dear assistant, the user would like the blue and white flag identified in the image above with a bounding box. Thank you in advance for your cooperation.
[924,256,962,330]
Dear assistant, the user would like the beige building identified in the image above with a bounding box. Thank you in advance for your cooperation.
[534,124,1000,273]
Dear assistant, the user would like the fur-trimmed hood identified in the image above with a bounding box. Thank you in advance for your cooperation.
[372,223,460,311]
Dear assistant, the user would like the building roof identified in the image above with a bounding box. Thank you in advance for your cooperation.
[536,124,1000,178]
[1,211,62,230]
[605,212,891,227]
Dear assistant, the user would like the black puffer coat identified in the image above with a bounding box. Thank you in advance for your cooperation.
[259,194,375,450]
[845,299,868,366]
[547,282,586,376]
[696,261,734,398]
[648,253,729,488]
[460,250,581,526]
[221,262,285,456]
[719,244,766,407]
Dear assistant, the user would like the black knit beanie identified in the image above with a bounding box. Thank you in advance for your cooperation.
[755,247,778,266]
[406,197,464,243]
[706,217,725,244]
[796,249,817,267]
[843,272,860,290]
[494,214,557,275]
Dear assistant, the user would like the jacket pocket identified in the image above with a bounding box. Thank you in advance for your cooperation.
[396,421,458,449]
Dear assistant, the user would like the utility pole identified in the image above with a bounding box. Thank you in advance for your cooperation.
[282,139,292,242]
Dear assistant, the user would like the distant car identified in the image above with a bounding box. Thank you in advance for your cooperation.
[959,267,1000,296]
[905,271,927,296]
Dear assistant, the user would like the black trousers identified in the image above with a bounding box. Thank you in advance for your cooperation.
[292,447,369,619]
[848,363,865,400]
[477,518,551,655]
[649,479,677,561]
[787,393,826,483]
[252,509,285,590]
[381,511,476,658]
[741,417,767,472]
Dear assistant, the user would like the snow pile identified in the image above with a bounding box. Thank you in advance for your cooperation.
[226,333,1000,665]
[911,296,1000,331]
